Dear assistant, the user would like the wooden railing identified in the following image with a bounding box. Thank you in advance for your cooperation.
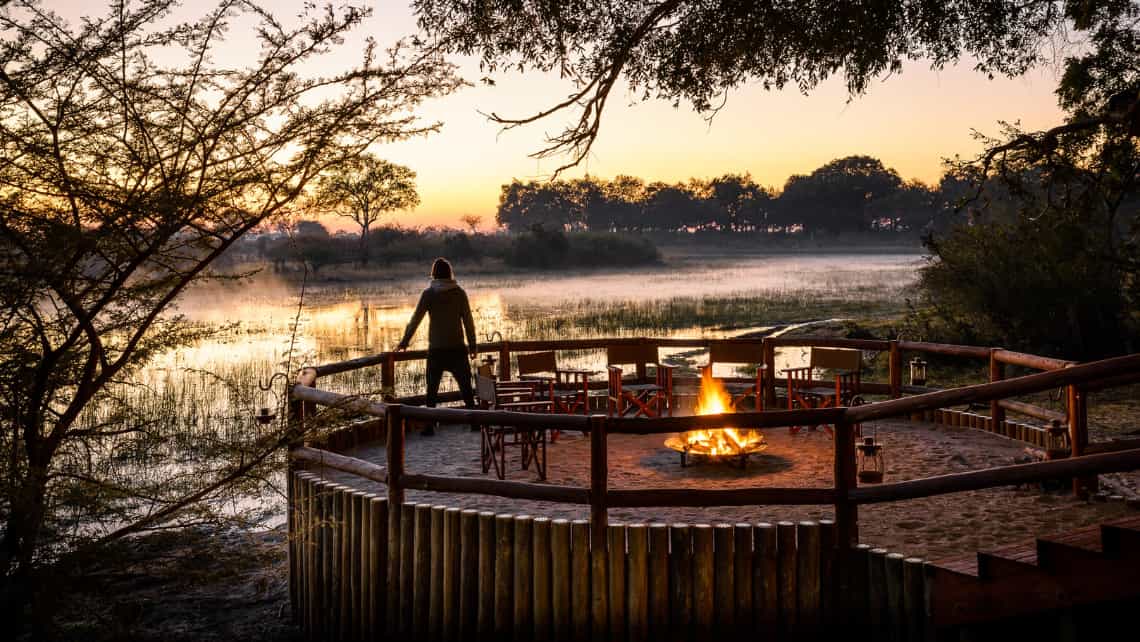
[286,336,1140,641]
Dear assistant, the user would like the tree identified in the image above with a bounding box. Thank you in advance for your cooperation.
[414,0,1079,173]
[779,156,902,235]
[459,214,483,233]
[0,0,459,622]
[316,155,420,265]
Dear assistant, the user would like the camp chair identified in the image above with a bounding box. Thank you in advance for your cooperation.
[516,350,595,415]
[606,343,675,418]
[783,347,862,434]
[475,373,550,480]
[705,342,767,410]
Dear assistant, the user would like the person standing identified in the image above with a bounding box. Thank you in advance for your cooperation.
[396,258,477,434]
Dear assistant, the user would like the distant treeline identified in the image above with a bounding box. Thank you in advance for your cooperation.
[498,155,968,236]
[228,223,660,273]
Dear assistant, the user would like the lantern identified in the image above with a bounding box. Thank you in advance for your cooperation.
[856,436,885,484]
[1045,420,1071,459]
[255,406,277,425]
[909,357,927,387]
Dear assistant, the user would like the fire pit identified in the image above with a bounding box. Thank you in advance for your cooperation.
[665,367,767,467]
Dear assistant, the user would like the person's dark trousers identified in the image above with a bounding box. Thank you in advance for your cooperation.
[425,347,476,414]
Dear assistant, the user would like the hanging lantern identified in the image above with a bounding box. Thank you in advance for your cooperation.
[1045,420,1071,459]
[909,357,927,387]
[255,406,277,425]
[856,436,885,484]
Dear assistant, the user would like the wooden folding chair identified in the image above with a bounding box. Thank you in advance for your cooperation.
[783,347,861,435]
[605,344,675,418]
[475,373,550,480]
[517,350,593,415]
[706,342,767,410]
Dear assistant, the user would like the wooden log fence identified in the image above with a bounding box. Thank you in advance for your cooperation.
[288,337,1140,640]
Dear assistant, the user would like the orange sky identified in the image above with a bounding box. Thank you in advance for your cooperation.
[49,1,1070,230]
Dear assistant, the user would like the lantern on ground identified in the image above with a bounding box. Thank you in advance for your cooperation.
[856,436,885,484]
[909,357,927,387]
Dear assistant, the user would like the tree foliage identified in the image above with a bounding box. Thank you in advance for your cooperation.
[414,0,1072,172]
[316,155,420,264]
[0,0,459,618]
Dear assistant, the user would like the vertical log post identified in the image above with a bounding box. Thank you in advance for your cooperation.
[399,502,415,635]
[753,522,778,638]
[777,521,797,638]
[459,509,480,640]
[692,525,715,638]
[889,340,901,399]
[989,349,1005,432]
[627,524,649,642]
[499,340,511,381]
[733,523,753,636]
[370,496,387,639]
[713,524,735,635]
[413,503,432,638]
[381,352,396,401]
[442,507,461,642]
[428,505,446,641]
[533,517,553,642]
[867,548,889,641]
[797,521,822,637]
[385,404,405,636]
[763,338,777,408]
[884,552,905,642]
[648,524,670,641]
[902,557,925,642]
[1068,384,1094,495]
[570,520,591,642]
[834,419,859,548]
[514,515,535,642]
[494,513,514,637]
[589,414,609,641]
[551,519,573,642]
[287,367,317,623]
[669,524,693,642]
[477,511,496,638]
[608,524,628,640]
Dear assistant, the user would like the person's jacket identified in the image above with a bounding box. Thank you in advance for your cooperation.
[398,278,477,351]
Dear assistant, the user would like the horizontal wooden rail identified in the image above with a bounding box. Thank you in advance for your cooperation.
[606,407,848,434]
[767,336,891,350]
[400,405,590,428]
[1085,438,1140,455]
[399,473,590,504]
[993,349,1075,371]
[997,399,1066,423]
[607,487,837,507]
[848,448,1140,504]
[291,446,388,485]
[845,353,1140,424]
[1081,370,1140,393]
[897,341,992,359]
[292,385,388,416]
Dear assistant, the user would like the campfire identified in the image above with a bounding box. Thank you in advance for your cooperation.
[664,368,767,466]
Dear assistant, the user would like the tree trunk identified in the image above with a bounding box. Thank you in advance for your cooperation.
[360,224,370,266]
[1,459,50,635]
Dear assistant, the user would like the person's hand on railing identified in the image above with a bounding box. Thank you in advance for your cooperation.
[395,342,408,352]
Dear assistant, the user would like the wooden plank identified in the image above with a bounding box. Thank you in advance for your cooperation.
[442,507,461,642]
[591,522,609,642]
[868,548,889,641]
[819,519,836,628]
[412,503,432,638]
[337,486,350,641]
[884,552,905,642]
[777,521,798,637]
[902,557,926,642]
[846,545,872,637]
[358,492,370,640]
[370,497,387,639]
[428,505,446,641]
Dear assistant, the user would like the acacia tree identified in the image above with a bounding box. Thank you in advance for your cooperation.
[0,0,459,616]
[316,154,420,265]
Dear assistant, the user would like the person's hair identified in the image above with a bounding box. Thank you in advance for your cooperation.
[431,257,453,279]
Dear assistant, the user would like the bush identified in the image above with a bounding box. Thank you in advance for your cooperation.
[504,227,659,269]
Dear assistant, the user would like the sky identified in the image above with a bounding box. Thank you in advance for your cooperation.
[45,1,1071,230]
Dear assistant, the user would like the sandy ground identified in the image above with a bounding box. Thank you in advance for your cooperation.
[325,418,1138,562]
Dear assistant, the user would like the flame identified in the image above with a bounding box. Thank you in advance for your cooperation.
[673,367,766,457]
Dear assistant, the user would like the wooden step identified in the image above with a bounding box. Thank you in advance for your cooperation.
[1101,514,1140,559]
[1036,524,1106,574]
[976,541,1039,579]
